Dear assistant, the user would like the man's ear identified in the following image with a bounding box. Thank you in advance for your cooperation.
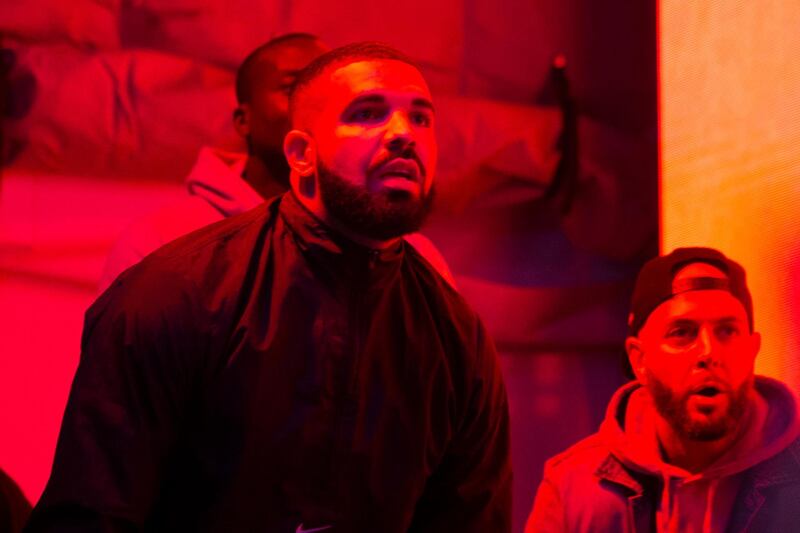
[625,337,647,384]
[748,331,762,369]
[233,104,250,138]
[284,129,316,177]
[751,331,762,354]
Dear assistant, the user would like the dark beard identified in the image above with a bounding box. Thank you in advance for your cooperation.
[648,374,751,441]
[316,160,434,241]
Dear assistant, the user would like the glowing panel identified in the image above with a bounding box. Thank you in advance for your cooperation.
[660,2,800,389]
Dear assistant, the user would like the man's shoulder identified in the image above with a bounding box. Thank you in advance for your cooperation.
[543,431,611,482]
[104,200,277,300]
[118,195,223,255]
[145,195,224,238]
[150,200,272,260]
[530,431,636,531]
[99,195,226,291]
[403,232,457,289]
[729,434,800,532]
[401,237,465,312]
[748,433,800,482]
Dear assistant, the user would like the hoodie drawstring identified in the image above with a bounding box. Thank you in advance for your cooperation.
[702,478,718,533]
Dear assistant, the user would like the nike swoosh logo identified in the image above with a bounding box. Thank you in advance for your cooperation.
[295,524,332,533]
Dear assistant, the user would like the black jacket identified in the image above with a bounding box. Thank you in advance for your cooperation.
[27,193,512,532]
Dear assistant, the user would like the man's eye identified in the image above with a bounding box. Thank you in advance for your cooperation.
[349,107,384,122]
[666,325,697,342]
[410,112,432,127]
[716,323,740,340]
[667,327,690,337]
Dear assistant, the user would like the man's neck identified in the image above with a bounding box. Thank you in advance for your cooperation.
[324,217,403,250]
[655,399,753,474]
[242,156,289,200]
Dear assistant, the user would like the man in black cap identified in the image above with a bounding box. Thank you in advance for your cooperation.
[525,247,800,533]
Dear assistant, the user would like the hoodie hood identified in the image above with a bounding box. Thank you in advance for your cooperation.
[601,376,800,480]
[185,147,263,217]
[600,376,800,532]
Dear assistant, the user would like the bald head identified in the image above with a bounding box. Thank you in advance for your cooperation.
[232,34,328,189]
[236,33,326,104]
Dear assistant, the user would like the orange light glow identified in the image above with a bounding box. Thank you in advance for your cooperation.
[660,2,800,390]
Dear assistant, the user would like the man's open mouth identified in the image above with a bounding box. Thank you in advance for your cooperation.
[381,171,415,180]
[694,386,721,397]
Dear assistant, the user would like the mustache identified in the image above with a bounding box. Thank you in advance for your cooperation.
[368,148,427,179]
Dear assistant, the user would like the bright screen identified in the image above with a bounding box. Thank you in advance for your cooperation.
[660,2,800,390]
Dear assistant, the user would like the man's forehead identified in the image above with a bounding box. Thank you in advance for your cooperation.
[258,41,326,74]
[652,289,749,326]
[326,59,431,99]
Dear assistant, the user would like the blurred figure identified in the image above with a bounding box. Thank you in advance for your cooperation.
[99,33,452,292]
[0,468,31,533]
[526,247,800,532]
[98,33,325,290]
[27,42,510,532]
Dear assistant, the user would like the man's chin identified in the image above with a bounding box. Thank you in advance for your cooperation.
[376,178,423,199]
[317,162,435,241]
[681,409,732,441]
[648,376,747,443]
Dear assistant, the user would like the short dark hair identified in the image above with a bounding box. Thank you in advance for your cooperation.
[235,33,321,104]
[288,41,419,124]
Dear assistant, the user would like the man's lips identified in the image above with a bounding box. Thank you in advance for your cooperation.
[373,158,421,182]
[689,381,727,398]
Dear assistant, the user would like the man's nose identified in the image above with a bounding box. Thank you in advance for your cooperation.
[694,327,719,369]
[385,111,414,151]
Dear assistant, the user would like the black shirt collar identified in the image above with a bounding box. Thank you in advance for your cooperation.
[278,191,405,277]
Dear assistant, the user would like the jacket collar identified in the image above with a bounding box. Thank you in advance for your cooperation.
[744,435,800,488]
[278,192,405,280]
[595,454,646,494]
[725,436,800,532]
[595,455,657,533]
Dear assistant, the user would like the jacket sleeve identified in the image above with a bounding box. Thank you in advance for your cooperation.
[409,319,513,533]
[25,267,207,532]
[525,471,567,533]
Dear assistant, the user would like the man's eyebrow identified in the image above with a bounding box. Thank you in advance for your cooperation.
[346,94,387,107]
[665,316,743,328]
[412,97,435,112]
[340,94,435,116]
[716,316,743,324]
[666,318,697,328]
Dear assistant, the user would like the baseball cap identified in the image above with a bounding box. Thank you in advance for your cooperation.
[627,247,753,336]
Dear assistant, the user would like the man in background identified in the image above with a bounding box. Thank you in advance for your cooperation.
[99,33,452,291]
[526,247,800,532]
[27,42,510,532]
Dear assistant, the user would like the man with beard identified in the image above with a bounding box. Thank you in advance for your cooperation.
[99,33,453,292]
[27,43,511,532]
[525,247,800,533]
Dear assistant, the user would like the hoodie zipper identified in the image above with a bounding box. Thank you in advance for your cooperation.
[331,250,376,513]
